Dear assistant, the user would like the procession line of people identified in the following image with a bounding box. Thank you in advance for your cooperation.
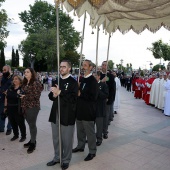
[132,72,170,116]
[0,60,119,170]
[46,60,117,170]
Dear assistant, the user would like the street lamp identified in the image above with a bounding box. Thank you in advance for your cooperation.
[120,59,123,71]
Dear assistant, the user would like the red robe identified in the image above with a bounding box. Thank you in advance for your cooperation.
[142,79,147,100]
[144,78,155,105]
[132,77,138,92]
[134,78,142,99]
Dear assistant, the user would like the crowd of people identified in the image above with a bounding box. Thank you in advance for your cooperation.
[1,61,170,170]
[0,66,43,154]
[0,60,120,170]
[120,71,170,116]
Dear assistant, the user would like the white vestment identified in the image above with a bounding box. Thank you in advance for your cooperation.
[113,77,121,112]
[155,78,162,108]
[150,78,159,105]
[157,79,167,110]
[164,80,170,116]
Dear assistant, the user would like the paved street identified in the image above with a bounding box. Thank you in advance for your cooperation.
[1,86,170,170]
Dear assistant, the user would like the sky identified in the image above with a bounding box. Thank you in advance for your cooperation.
[2,0,170,69]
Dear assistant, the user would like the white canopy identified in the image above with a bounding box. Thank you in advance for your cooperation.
[56,0,170,34]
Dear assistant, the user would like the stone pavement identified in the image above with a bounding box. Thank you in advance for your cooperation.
[1,87,170,170]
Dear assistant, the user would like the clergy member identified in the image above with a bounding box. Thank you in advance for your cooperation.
[164,73,170,116]
[157,72,167,110]
[154,73,163,108]
[112,71,121,114]
[144,75,155,105]
[149,74,159,105]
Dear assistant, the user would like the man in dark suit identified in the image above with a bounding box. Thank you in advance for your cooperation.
[100,61,116,139]
[73,60,98,161]
[93,71,109,146]
[47,60,78,170]
[0,65,12,135]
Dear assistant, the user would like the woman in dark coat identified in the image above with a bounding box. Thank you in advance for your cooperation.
[4,75,26,142]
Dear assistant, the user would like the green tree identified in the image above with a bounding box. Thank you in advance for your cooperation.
[0,0,8,49]
[0,48,5,70]
[15,49,20,67]
[11,47,16,67]
[148,40,170,61]
[140,70,144,76]
[108,60,114,70]
[63,51,80,66]
[5,59,11,66]
[18,0,80,70]
[152,64,165,71]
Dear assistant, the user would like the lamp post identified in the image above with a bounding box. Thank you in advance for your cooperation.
[159,58,162,71]
[120,59,123,71]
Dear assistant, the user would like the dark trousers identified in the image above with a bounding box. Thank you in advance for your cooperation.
[25,107,39,143]
[76,120,96,154]
[8,106,26,138]
[127,83,131,92]
[95,117,103,143]
[0,102,11,131]
[51,117,74,163]
[103,104,112,135]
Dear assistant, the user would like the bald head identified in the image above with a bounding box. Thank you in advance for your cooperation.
[2,65,11,78]
[3,65,11,73]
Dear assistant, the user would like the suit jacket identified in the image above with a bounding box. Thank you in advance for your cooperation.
[96,81,109,117]
[49,76,78,126]
[76,75,98,121]
[100,72,116,105]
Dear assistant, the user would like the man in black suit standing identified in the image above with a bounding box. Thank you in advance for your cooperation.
[93,71,109,146]
[47,60,78,170]
[73,60,98,161]
[100,61,116,139]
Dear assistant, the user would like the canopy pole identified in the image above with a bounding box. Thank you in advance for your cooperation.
[55,2,62,166]
[78,11,86,82]
[95,26,99,73]
[106,34,111,72]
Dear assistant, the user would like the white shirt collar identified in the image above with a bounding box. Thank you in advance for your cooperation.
[84,73,92,78]
[60,74,71,79]
[98,80,100,83]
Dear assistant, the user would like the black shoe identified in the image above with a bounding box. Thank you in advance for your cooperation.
[24,140,36,148]
[27,142,36,154]
[109,117,113,122]
[96,141,102,146]
[84,153,96,161]
[6,129,12,135]
[72,147,84,153]
[61,163,69,170]
[0,129,4,132]
[24,140,31,148]
[114,111,117,114]
[11,136,18,141]
[19,137,26,142]
[47,160,60,166]
[103,134,108,139]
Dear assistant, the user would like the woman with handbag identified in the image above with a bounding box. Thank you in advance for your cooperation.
[21,67,42,154]
[4,75,26,142]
